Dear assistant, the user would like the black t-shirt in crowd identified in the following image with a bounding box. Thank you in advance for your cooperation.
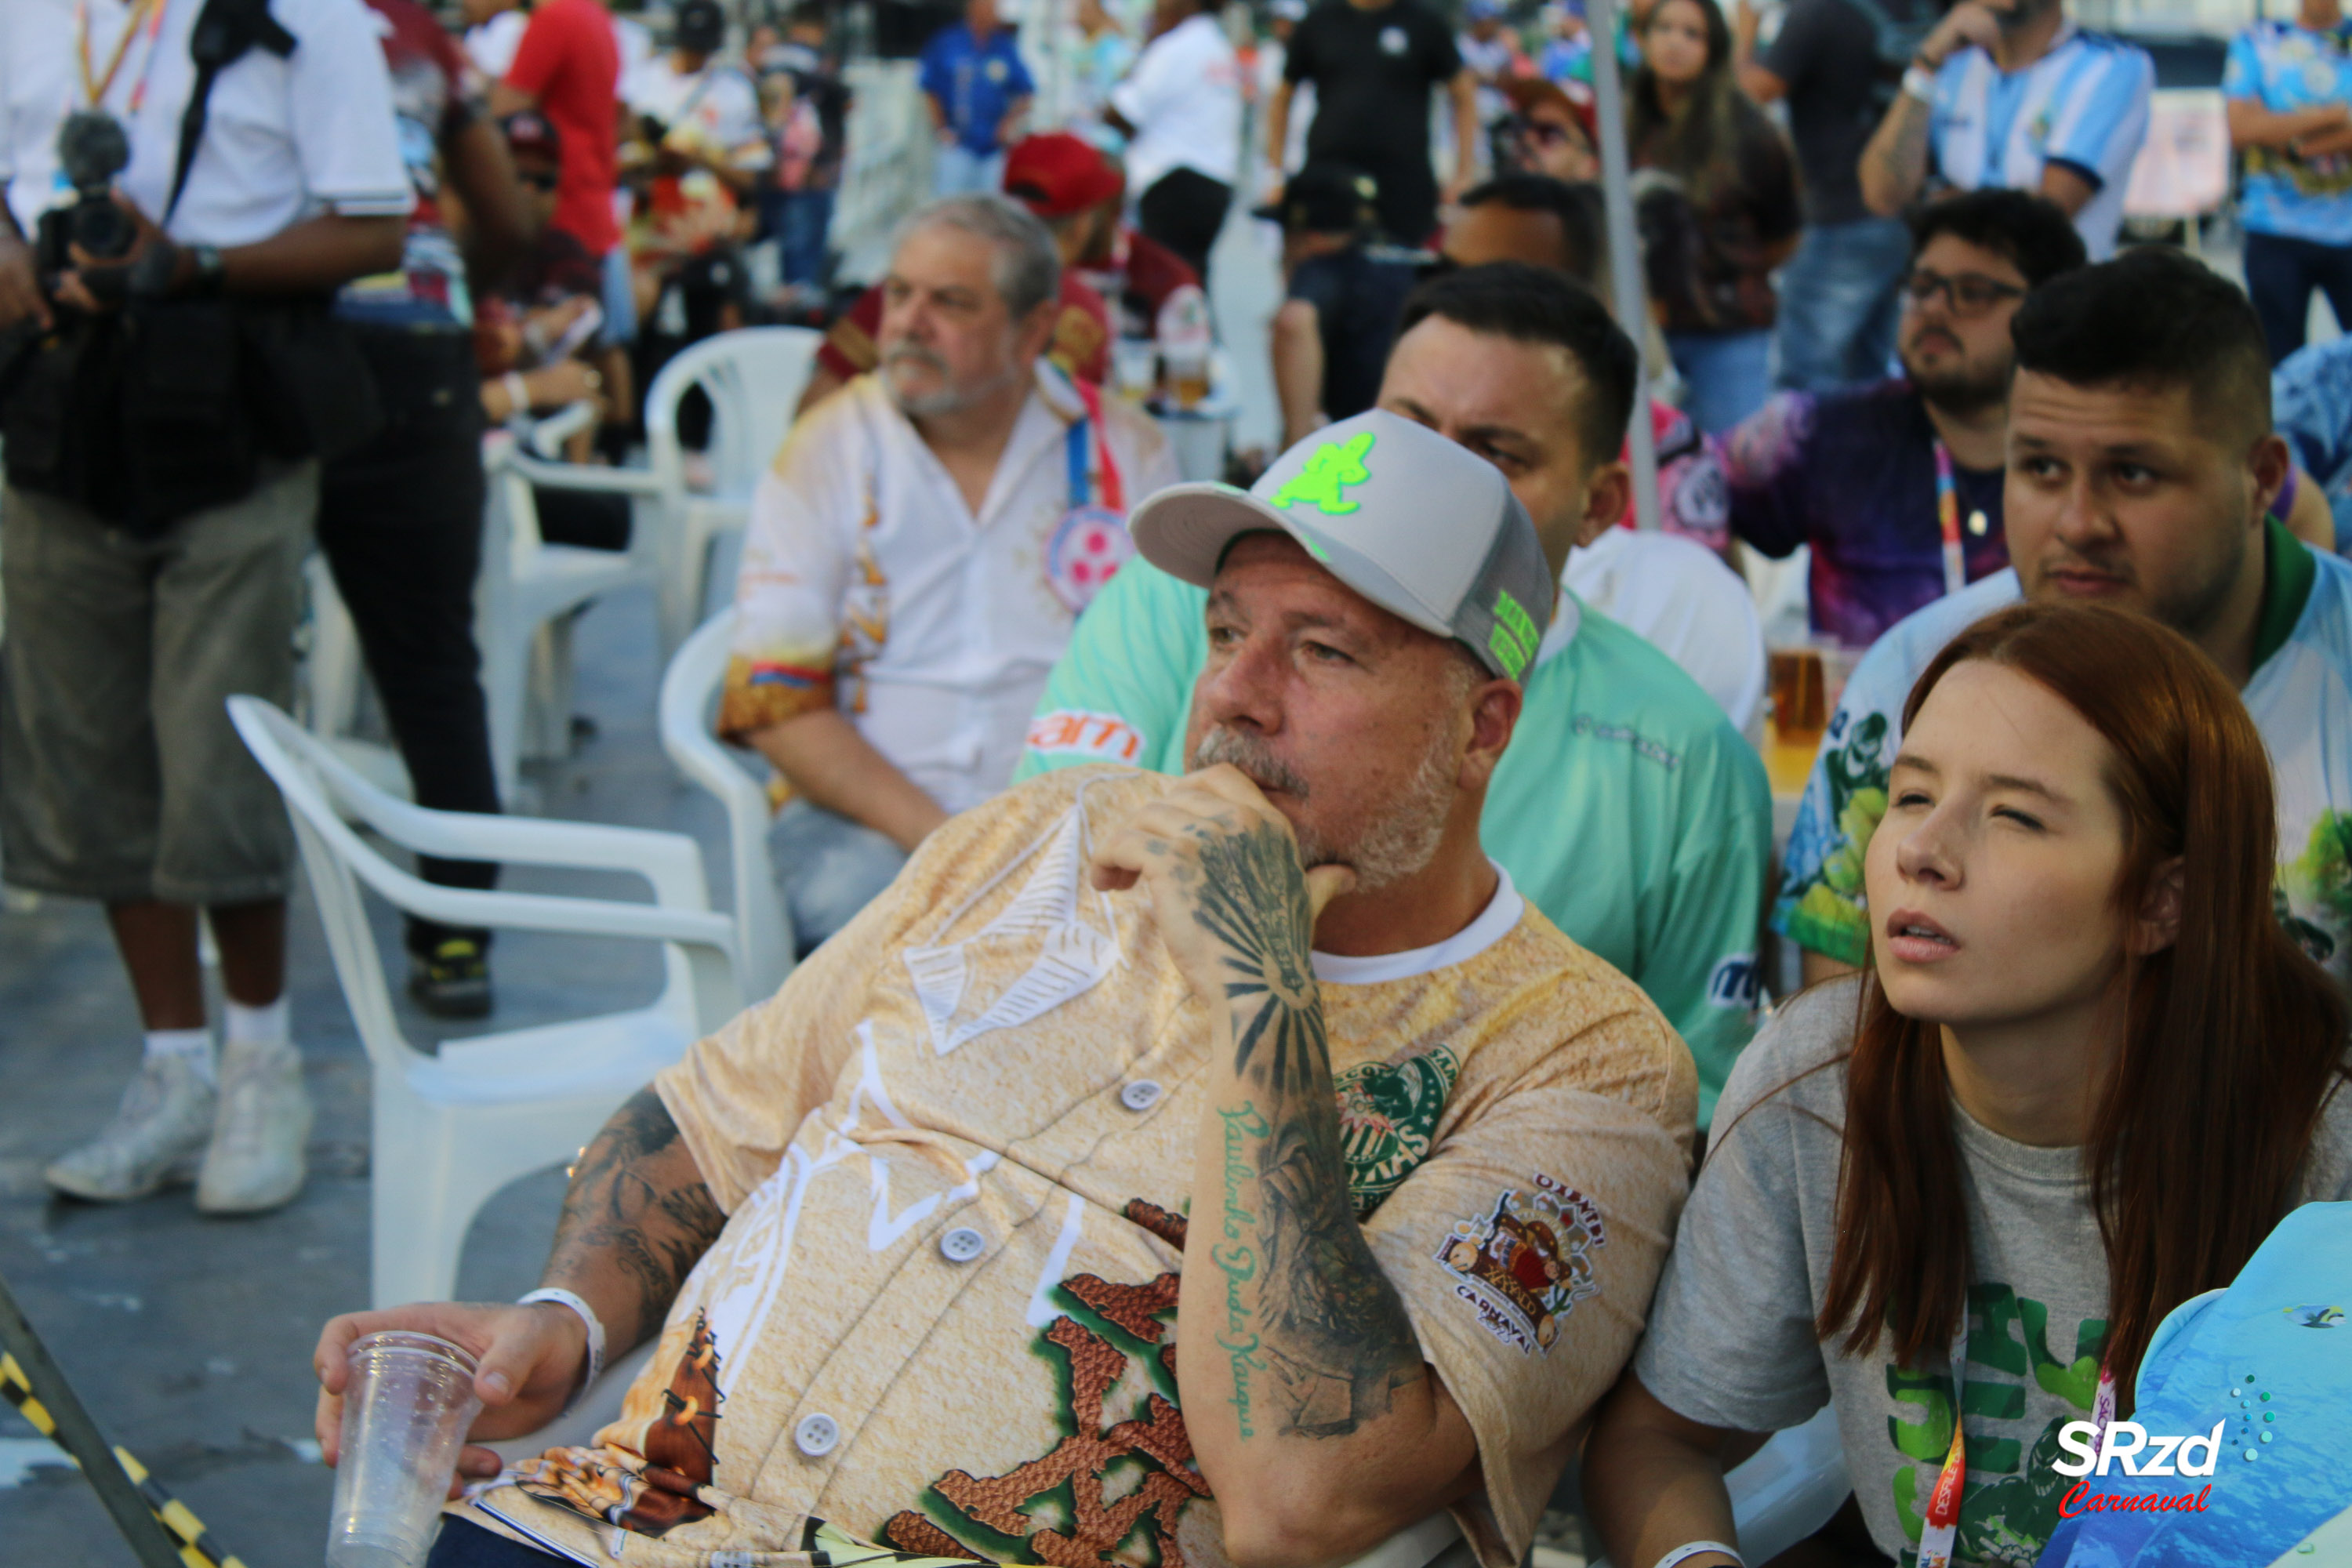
[1285,0,1461,241]
[1760,0,1911,227]
[1287,242,1422,423]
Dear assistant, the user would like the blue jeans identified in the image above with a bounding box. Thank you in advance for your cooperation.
[769,797,909,955]
[2244,229,2352,365]
[426,1517,564,1566]
[933,143,1004,197]
[1773,215,1911,392]
[599,244,637,347]
[776,188,836,286]
[1665,327,1775,436]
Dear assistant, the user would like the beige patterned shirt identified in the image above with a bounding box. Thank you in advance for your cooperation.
[465,767,1697,1568]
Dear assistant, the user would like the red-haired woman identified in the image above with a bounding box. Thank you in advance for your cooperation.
[1583,601,2352,1568]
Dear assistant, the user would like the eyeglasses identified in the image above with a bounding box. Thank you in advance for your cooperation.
[1902,267,2027,318]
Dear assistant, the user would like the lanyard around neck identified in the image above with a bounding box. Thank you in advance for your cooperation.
[1930,438,1992,599]
[1915,1316,2117,1568]
[78,0,169,117]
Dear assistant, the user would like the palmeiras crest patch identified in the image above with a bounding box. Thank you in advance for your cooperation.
[1434,1174,1605,1355]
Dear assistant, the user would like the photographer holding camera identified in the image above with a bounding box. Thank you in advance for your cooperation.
[0,0,409,1214]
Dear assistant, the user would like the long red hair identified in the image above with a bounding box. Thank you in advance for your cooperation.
[1812,602,2348,1397]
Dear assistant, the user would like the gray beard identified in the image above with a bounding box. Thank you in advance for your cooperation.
[1189,724,1456,893]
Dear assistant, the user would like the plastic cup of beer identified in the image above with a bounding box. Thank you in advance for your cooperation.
[1769,644,1828,750]
[1163,350,1210,410]
[1111,338,1158,402]
[326,1331,485,1568]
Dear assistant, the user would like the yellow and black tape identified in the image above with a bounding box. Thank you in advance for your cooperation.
[1,1352,249,1568]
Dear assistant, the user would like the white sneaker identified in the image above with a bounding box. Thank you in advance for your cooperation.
[195,1038,313,1215]
[45,1054,216,1202]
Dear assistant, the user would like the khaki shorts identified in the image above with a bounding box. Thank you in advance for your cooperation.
[1,463,314,905]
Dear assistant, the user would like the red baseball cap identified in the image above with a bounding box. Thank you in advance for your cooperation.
[1003,133,1124,220]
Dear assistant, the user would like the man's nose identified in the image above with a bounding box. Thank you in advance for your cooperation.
[2048,467,2117,547]
[1196,634,1286,731]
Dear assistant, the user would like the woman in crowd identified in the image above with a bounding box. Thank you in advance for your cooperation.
[1628,0,1798,434]
[1584,603,2352,1568]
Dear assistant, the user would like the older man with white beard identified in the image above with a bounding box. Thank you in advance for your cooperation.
[719,193,1174,955]
[315,412,1696,1568]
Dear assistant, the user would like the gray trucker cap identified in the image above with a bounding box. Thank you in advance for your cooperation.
[1127,408,1555,681]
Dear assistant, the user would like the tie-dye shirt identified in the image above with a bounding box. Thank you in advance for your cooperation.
[457,767,1697,1568]
[1722,380,2009,652]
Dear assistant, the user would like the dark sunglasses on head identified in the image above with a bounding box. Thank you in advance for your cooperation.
[1902,267,2027,318]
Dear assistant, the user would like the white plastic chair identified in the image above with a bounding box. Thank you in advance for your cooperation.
[641,327,823,659]
[227,695,741,1309]
[479,429,665,800]
[659,607,793,1003]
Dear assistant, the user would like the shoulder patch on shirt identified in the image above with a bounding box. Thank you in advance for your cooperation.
[1434,1175,1606,1356]
[1026,708,1148,764]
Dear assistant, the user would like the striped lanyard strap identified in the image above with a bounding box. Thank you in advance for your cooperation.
[77,0,170,117]
[1916,1316,2115,1568]
[1064,378,1124,512]
[1933,437,1965,599]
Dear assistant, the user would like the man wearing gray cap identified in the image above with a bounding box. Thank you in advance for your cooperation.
[318,410,1697,1568]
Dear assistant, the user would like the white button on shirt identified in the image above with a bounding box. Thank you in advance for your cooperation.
[793,1412,840,1457]
[0,0,412,245]
[938,1225,985,1262]
[727,364,1178,815]
[1119,1080,1163,1112]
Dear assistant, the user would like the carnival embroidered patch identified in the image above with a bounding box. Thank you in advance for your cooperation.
[1433,1174,1606,1355]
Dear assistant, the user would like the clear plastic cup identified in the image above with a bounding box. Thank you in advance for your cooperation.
[325,1331,485,1568]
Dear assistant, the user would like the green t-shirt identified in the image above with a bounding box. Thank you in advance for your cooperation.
[1014,560,1773,1123]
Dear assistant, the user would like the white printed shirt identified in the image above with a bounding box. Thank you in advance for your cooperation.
[719,364,1177,814]
[0,0,411,245]
[1109,13,1243,193]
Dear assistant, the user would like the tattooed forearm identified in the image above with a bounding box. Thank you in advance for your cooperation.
[1193,821,1327,1092]
[1189,823,1425,1441]
[543,1088,728,1349]
[1863,93,1931,209]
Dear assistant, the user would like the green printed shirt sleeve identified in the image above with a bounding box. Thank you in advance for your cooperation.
[1013,560,1205,780]
[1641,721,1773,1127]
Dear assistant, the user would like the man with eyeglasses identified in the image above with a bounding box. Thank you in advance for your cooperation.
[1721,189,2083,652]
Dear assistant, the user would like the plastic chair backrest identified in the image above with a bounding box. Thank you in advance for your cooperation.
[644,327,823,502]
[659,608,793,1001]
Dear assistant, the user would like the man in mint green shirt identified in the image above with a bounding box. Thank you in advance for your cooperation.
[1016,264,1772,1122]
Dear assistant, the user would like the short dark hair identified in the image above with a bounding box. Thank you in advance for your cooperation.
[1907,188,2087,289]
[1456,173,1606,287]
[2009,246,2271,445]
[1396,261,1638,466]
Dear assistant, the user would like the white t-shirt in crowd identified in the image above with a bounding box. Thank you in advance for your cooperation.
[627,54,769,163]
[1109,12,1243,193]
[0,0,412,245]
[464,8,528,82]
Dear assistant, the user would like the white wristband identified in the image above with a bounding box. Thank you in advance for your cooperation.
[502,370,531,419]
[1653,1544,1744,1568]
[1901,64,1937,103]
[517,1288,605,1409]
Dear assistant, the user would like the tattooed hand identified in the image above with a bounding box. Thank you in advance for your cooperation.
[1089,764,1356,1031]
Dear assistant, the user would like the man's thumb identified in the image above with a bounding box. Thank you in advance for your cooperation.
[1304,862,1356,919]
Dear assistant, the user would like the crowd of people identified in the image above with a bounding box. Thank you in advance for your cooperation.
[6,1,2352,1567]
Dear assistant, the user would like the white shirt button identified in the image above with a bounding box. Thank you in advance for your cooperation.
[1120,1080,1163,1112]
[794,1413,840,1457]
[939,1226,985,1262]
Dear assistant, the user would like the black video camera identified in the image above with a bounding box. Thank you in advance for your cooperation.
[35,112,137,276]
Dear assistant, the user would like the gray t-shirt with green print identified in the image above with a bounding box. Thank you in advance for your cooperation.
[1631,978,2352,1568]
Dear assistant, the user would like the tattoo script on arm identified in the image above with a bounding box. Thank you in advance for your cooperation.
[543,1087,728,1350]
[1196,822,1425,1441]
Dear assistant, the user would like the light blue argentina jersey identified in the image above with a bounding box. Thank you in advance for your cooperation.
[2224,20,2352,245]
[1773,527,2352,984]
[1929,25,2154,260]
[2274,336,2352,554]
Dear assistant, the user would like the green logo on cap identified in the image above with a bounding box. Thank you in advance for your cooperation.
[1488,587,1537,679]
[1272,432,1375,515]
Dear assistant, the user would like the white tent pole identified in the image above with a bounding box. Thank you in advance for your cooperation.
[1585,0,1662,532]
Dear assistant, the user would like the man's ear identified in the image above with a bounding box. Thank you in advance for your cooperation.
[1459,676,1524,791]
[2129,857,2184,957]
[1576,460,1631,550]
[2250,430,2292,527]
